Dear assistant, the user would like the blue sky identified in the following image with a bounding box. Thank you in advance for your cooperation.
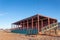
[0,0,60,29]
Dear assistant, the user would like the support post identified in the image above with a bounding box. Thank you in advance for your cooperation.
[19,23,22,29]
[27,20,28,30]
[41,20,43,28]
[48,18,50,35]
[48,18,50,27]
[22,22,23,30]
[53,20,57,35]
[23,21,24,30]
[36,22,37,29]
[32,18,33,29]
[56,21,58,35]
[41,20,43,34]
[37,15,39,33]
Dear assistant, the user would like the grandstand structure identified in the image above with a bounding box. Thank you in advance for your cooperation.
[11,14,58,35]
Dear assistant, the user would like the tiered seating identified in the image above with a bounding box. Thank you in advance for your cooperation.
[27,28,38,35]
[11,28,38,34]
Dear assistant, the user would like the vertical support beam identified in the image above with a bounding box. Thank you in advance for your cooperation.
[41,20,43,28]
[14,25,16,28]
[17,25,19,28]
[27,20,28,30]
[15,25,16,28]
[41,20,43,33]
[48,18,50,35]
[53,20,55,34]
[32,18,33,29]
[17,25,18,28]
[56,21,58,35]
[18,23,20,28]
[54,28,57,35]
[13,24,14,28]
[36,22,37,29]
[22,22,23,30]
[37,15,39,33]
[16,25,18,28]
[48,18,50,27]
[19,23,21,29]
[23,21,24,30]
[53,20,57,35]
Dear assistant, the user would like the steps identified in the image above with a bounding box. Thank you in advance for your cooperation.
[41,23,58,33]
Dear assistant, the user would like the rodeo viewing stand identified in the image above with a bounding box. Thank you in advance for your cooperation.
[11,14,58,35]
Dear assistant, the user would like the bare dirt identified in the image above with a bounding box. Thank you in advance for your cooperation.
[0,30,60,40]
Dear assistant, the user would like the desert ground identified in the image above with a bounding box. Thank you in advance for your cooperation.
[0,30,60,40]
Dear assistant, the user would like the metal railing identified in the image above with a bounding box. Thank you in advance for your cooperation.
[41,23,58,33]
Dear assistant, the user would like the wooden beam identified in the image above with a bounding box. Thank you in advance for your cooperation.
[48,18,51,35]
[36,22,37,29]
[23,21,24,30]
[48,18,50,27]
[53,20,57,35]
[32,18,33,29]
[27,20,28,30]
[37,15,39,33]
[41,20,43,28]
[20,22,22,29]
[40,18,47,21]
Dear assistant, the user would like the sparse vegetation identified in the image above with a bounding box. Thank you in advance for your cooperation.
[0,29,60,40]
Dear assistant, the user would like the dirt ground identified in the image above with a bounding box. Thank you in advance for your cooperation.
[0,30,60,40]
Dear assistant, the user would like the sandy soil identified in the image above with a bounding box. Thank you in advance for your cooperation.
[0,30,60,40]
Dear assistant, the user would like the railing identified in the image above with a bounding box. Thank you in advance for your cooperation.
[41,23,58,33]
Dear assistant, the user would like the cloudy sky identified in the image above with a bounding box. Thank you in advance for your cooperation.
[0,0,60,29]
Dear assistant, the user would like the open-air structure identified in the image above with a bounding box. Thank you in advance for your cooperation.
[11,14,58,35]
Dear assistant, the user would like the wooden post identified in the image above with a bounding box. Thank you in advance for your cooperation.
[15,25,16,28]
[48,18,50,27]
[22,22,23,30]
[48,18,50,35]
[37,15,39,33]
[36,22,37,29]
[32,18,33,29]
[41,20,43,34]
[41,20,43,28]
[56,21,58,35]
[27,20,28,30]
[20,22,22,29]
[53,20,57,35]
[23,21,24,30]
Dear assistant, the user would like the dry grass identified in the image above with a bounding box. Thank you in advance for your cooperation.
[0,30,60,40]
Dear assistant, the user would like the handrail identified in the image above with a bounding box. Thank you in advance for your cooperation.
[41,23,58,33]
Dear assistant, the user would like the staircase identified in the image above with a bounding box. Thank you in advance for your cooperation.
[41,23,58,33]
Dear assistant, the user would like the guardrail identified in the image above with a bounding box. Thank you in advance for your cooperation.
[41,23,58,33]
